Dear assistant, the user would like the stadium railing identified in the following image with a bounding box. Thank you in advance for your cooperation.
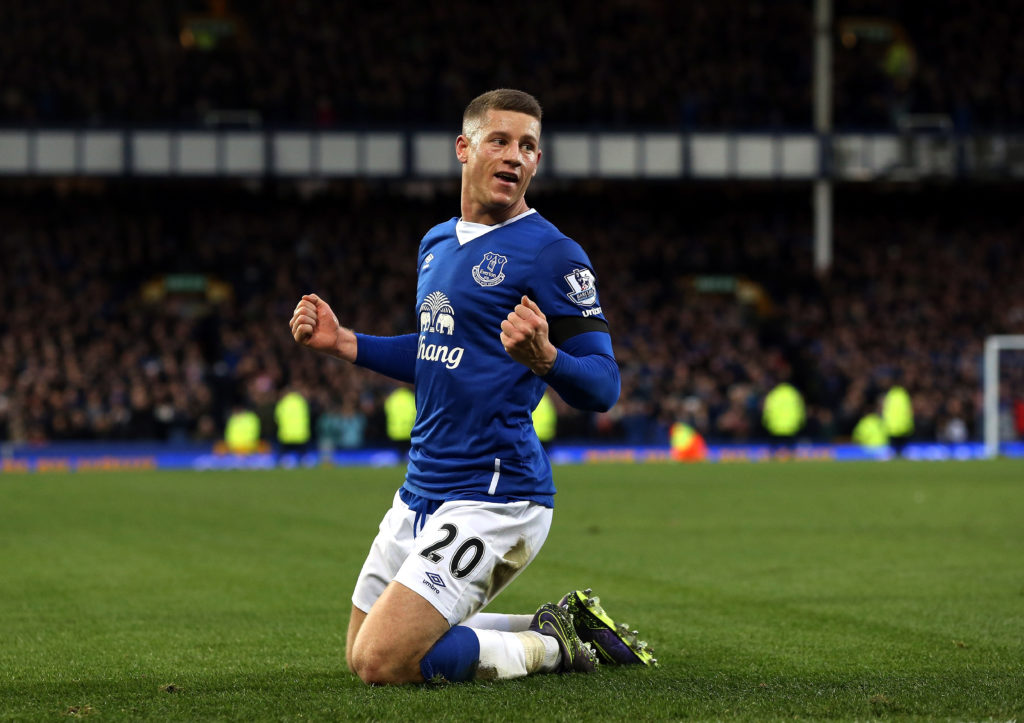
[2,128,1023,181]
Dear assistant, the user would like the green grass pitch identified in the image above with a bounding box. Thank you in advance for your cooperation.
[1,460,1022,721]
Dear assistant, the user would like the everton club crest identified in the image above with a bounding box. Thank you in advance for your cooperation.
[472,251,508,287]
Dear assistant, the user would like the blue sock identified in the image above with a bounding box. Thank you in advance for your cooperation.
[419,626,480,682]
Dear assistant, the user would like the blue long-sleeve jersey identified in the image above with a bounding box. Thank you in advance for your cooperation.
[355,211,618,508]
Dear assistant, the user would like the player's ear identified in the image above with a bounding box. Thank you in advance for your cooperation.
[455,135,470,164]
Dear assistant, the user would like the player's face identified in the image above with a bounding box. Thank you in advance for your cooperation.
[457,109,542,225]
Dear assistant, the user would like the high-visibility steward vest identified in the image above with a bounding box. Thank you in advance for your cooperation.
[882,386,914,437]
[852,413,889,448]
[670,422,708,462]
[275,391,311,444]
[225,410,261,453]
[532,393,557,442]
[384,387,416,441]
[762,382,806,436]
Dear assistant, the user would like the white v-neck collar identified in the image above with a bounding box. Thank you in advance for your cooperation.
[455,208,537,246]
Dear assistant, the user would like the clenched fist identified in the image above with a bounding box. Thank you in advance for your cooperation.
[500,295,558,375]
[289,294,357,362]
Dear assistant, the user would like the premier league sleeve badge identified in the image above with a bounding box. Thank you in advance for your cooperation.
[564,268,598,306]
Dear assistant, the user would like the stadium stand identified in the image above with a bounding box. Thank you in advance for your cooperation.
[2,0,1020,128]
[3,0,1023,450]
[1,182,1021,446]
[832,0,1024,129]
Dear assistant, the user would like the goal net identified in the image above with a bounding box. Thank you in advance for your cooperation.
[983,335,1024,458]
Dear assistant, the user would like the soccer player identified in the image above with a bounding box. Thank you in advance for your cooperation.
[289,89,654,684]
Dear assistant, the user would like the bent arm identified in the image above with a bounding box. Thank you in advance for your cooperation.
[541,330,620,412]
[354,333,418,384]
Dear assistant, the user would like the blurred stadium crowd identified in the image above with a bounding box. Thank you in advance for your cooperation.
[2,0,1022,129]
[1,182,1021,447]
[2,0,1023,450]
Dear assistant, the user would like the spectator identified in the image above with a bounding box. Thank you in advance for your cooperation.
[852,405,889,449]
[1,182,1021,448]
[274,386,311,463]
[383,385,416,457]
[762,376,806,447]
[317,395,368,456]
[532,391,557,453]
[224,403,261,453]
[882,382,914,456]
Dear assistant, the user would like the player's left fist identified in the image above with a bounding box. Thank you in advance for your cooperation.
[500,295,558,375]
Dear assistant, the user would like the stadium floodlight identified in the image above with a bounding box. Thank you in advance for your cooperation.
[983,335,1024,458]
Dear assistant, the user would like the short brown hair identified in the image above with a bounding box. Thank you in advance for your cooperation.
[462,89,542,136]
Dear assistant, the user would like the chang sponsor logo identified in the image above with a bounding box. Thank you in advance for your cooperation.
[418,335,464,369]
[417,291,465,369]
[419,291,454,334]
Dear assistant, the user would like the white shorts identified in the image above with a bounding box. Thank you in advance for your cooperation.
[351,490,553,626]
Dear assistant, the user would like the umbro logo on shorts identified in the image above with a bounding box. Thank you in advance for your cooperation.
[422,572,446,595]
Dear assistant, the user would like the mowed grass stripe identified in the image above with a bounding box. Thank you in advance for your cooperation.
[1,461,1022,721]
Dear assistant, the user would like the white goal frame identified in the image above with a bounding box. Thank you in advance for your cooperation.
[984,335,1024,458]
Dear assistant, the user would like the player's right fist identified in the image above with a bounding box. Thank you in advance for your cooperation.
[289,294,357,362]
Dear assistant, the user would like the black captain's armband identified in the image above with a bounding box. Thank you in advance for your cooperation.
[547,316,610,347]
